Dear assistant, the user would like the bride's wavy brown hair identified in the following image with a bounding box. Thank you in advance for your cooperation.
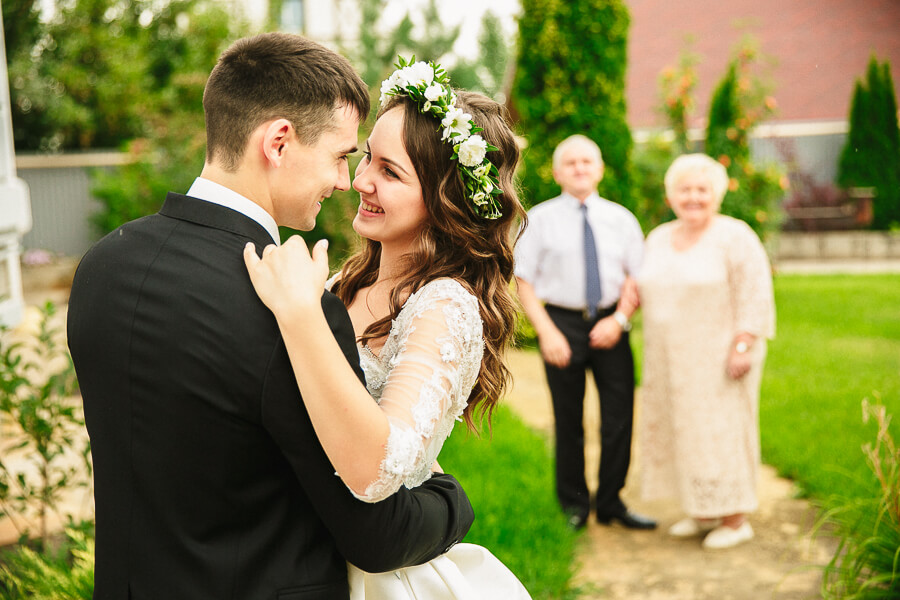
[333,90,526,430]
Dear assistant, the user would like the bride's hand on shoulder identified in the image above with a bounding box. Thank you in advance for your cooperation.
[243,236,330,318]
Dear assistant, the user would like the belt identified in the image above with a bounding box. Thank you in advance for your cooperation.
[545,303,617,322]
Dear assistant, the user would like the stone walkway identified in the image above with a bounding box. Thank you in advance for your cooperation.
[504,349,836,600]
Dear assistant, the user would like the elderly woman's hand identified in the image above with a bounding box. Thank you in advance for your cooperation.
[726,335,756,379]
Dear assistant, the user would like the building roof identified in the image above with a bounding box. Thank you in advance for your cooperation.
[626,0,900,129]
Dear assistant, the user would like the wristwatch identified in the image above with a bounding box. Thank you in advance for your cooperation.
[735,341,749,354]
[612,311,632,332]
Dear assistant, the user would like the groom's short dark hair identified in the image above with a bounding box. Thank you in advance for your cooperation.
[203,32,369,171]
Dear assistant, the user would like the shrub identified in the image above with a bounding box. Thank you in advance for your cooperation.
[512,0,634,211]
[836,56,900,230]
[704,38,786,240]
[0,526,94,599]
[0,303,85,550]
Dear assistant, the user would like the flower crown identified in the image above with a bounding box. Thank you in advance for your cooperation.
[379,57,503,220]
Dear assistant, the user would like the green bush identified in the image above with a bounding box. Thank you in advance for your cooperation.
[512,0,634,211]
[837,56,900,230]
[631,136,677,234]
[704,39,785,240]
[0,526,94,599]
[0,303,84,550]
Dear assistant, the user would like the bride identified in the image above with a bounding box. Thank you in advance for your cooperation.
[244,58,531,599]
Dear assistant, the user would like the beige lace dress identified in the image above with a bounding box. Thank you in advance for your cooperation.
[636,215,775,517]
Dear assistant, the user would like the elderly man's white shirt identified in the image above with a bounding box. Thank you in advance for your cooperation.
[514,192,644,310]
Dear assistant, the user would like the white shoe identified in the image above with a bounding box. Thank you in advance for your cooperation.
[667,517,722,538]
[702,522,754,549]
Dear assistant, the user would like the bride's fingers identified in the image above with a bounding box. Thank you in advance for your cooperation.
[244,242,260,270]
[311,239,329,270]
[262,243,277,258]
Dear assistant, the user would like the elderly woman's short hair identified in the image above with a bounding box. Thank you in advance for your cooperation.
[552,134,603,169]
[664,153,729,205]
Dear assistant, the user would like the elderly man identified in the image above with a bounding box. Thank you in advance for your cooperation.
[515,135,655,531]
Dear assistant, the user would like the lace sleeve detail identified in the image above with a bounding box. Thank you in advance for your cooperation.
[726,218,776,339]
[352,279,484,502]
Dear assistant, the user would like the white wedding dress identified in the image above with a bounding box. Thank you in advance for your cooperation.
[329,278,531,600]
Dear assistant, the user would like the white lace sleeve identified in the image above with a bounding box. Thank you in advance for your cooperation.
[353,279,484,502]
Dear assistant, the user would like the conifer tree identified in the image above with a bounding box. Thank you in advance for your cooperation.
[838,56,900,229]
[512,0,634,210]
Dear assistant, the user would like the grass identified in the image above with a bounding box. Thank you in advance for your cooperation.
[759,274,900,503]
[440,405,582,599]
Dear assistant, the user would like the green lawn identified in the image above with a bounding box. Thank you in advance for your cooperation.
[759,273,900,502]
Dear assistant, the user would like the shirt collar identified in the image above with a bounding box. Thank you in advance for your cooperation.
[560,191,602,209]
[186,177,281,245]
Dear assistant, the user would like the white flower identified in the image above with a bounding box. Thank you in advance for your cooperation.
[472,191,487,205]
[457,135,488,167]
[473,164,490,178]
[441,107,472,141]
[399,62,435,88]
[379,72,403,104]
[424,83,445,102]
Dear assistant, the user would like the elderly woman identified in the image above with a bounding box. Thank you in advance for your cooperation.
[636,153,775,549]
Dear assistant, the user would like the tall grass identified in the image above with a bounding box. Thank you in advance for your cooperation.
[819,400,900,598]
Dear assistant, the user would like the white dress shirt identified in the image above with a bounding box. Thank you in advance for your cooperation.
[186,177,281,245]
[514,192,644,311]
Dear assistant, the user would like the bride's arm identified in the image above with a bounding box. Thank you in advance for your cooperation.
[245,238,390,496]
[244,238,475,501]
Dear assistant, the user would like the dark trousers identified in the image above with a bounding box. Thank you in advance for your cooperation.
[543,305,635,519]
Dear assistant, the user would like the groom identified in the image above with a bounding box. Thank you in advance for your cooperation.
[67,33,473,600]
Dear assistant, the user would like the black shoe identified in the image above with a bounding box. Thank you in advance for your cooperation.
[596,510,657,530]
[566,513,589,531]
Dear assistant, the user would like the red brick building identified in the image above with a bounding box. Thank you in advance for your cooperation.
[626,0,900,130]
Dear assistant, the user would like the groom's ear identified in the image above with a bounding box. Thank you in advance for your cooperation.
[261,119,294,167]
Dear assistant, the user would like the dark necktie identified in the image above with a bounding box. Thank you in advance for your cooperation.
[581,203,602,320]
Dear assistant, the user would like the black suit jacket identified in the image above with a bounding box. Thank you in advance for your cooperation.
[67,193,473,600]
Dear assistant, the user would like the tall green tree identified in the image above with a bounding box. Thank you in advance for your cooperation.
[512,0,633,210]
[2,0,42,62]
[88,3,244,232]
[8,0,241,152]
[706,63,747,165]
[837,56,900,230]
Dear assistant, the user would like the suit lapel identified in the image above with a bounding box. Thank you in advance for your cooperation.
[160,192,277,247]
